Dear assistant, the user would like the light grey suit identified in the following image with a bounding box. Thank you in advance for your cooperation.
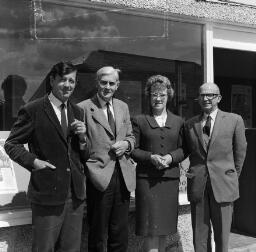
[185,109,247,203]
[184,109,247,252]
[78,95,135,251]
[78,95,136,192]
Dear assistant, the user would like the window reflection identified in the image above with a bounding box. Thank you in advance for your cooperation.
[0,0,203,210]
[0,1,203,130]
[0,75,27,130]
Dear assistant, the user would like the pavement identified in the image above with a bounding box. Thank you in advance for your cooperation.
[1,202,256,251]
[229,231,256,252]
[177,204,256,252]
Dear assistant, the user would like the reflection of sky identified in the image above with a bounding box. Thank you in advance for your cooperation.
[0,1,202,100]
[35,3,202,63]
[0,0,30,37]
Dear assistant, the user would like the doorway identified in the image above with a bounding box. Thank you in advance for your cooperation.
[214,47,256,236]
[214,48,256,128]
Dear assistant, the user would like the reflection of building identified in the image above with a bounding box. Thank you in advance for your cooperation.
[31,50,202,117]
[0,75,27,130]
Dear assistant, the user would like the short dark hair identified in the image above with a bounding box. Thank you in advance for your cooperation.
[46,61,77,93]
[48,61,77,79]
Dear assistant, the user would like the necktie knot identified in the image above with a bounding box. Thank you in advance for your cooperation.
[60,103,66,110]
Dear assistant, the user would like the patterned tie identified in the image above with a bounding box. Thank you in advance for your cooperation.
[106,102,116,137]
[60,103,68,139]
[203,115,211,137]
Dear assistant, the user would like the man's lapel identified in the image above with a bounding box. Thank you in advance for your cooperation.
[208,110,223,147]
[67,102,76,138]
[113,98,123,136]
[193,114,206,152]
[90,96,113,136]
[43,95,67,143]
[67,102,75,126]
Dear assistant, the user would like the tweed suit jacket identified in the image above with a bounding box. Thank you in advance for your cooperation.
[4,95,88,205]
[184,109,247,203]
[78,95,136,192]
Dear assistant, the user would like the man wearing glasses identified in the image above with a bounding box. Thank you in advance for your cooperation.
[184,82,247,252]
[78,66,135,252]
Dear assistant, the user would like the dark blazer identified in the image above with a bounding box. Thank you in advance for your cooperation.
[131,111,185,178]
[4,95,88,205]
[184,110,247,203]
[78,95,136,192]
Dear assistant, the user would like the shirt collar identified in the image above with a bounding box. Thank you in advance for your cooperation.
[48,92,67,108]
[204,108,218,121]
[97,93,113,108]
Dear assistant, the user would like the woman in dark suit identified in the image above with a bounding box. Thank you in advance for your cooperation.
[131,75,185,252]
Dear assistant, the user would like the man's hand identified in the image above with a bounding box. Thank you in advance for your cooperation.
[71,119,86,143]
[111,141,129,157]
[33,158,56,170]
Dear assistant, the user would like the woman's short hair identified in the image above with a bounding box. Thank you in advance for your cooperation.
[145,75,174,99]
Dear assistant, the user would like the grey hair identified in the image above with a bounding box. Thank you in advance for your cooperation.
[96,66,121,82]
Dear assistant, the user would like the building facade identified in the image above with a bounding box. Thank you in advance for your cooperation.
[0,0,256,250]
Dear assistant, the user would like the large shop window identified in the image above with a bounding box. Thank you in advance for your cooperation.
[0,0,203,212]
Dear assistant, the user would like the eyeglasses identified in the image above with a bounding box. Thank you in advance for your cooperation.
[199,94,219,100]
[99,80,117,86]
[151,93,167,99]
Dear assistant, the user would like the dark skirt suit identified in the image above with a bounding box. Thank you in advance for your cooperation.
[131,111,185,236]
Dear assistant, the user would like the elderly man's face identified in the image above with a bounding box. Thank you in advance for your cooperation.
[97,73,119,102]
[198,83,221,114]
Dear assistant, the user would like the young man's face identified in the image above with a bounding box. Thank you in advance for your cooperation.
[97,73,119,102]
[50,71,77,102]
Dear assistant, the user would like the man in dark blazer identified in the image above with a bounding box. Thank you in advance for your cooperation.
[78,66,135,252]
[4,61,88,252]
[184,82,247,252]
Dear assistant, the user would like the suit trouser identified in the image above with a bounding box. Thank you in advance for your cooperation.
[190,179,233,252]
[31,196,85,252]
[86,163,130,252]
